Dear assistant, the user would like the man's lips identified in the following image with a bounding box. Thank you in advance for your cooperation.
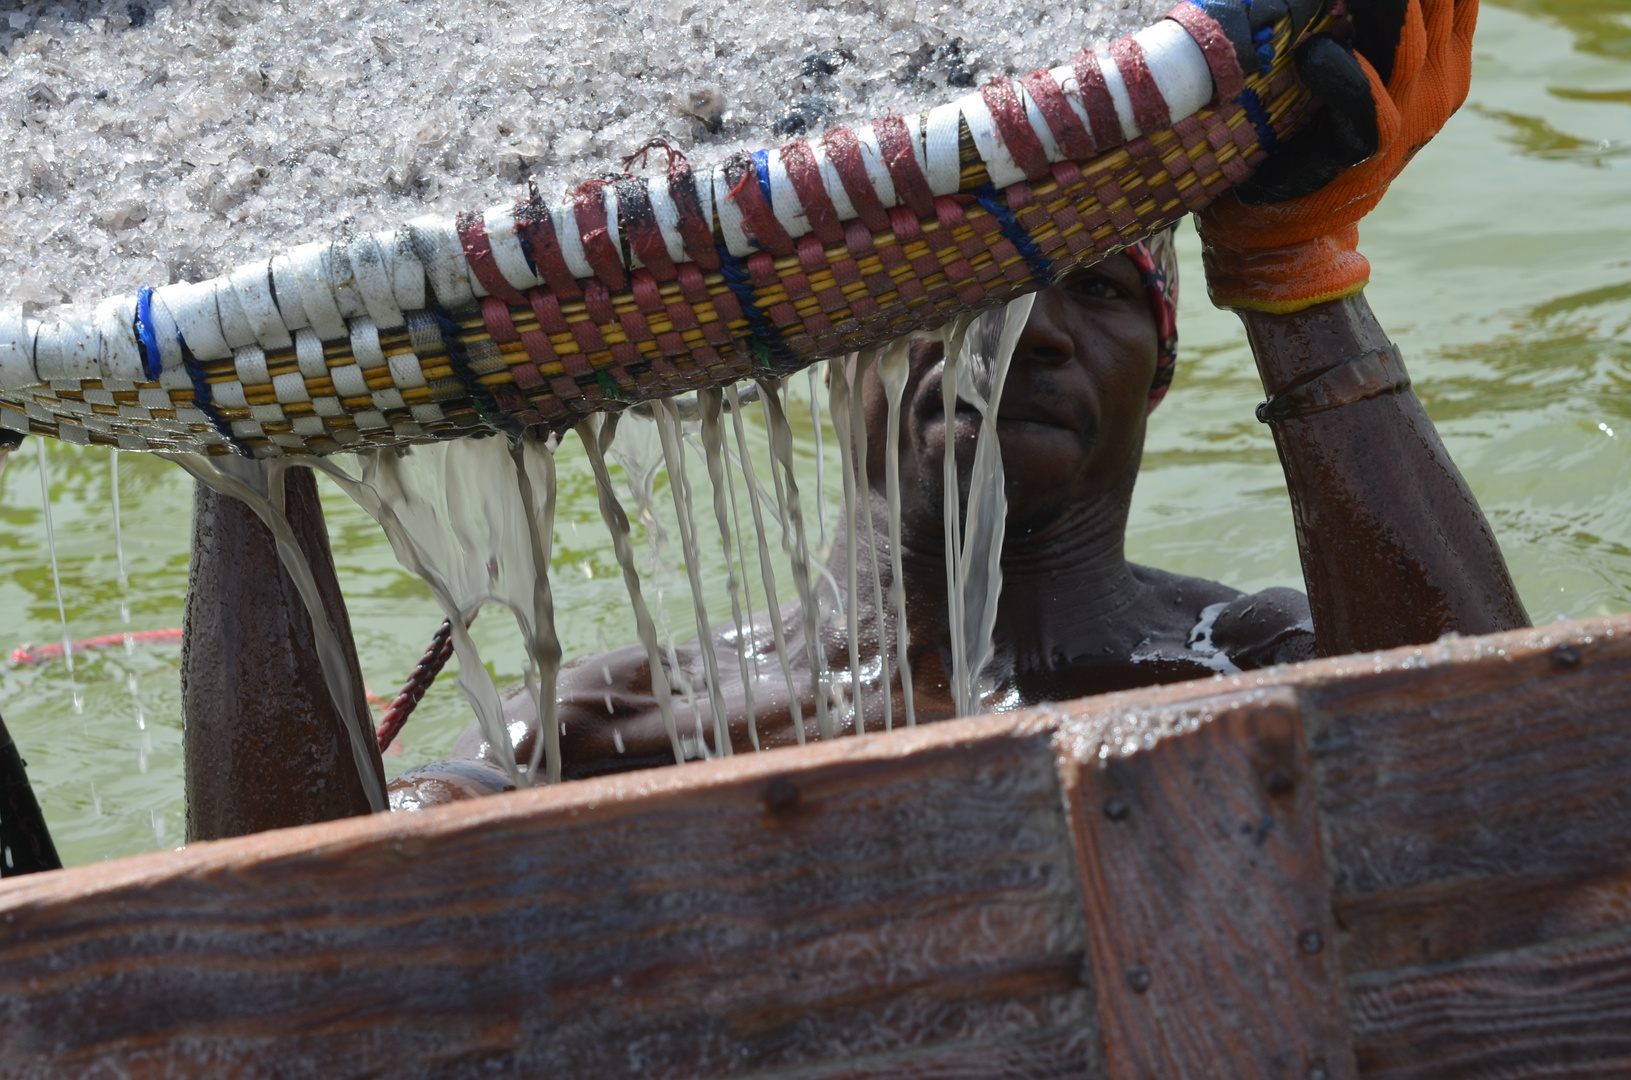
[911,353,1083,435]
[938,397,1081,433]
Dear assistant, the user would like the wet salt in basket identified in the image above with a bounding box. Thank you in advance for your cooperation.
[0,0,1335,458]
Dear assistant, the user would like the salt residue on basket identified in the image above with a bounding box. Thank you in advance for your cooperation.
[0,0,1168,323]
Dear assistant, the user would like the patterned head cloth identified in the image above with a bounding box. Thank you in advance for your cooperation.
[1123,224,1180,411]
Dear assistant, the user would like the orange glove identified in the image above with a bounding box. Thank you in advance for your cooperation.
[1196,0,1480,313]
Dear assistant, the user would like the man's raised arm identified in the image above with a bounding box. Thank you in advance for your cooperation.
[1197,0,1527,655]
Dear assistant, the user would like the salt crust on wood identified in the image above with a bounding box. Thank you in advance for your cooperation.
[0,0,1166,320]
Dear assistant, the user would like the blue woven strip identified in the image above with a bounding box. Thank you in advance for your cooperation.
[182,357,250,455]
[752,149,775,210]
[1236,87,1278,154]
[716,246,798,370]
[134,285,162,380]
[1252,26,1276,75]
[430,305,510,433]
[974,184,1057,286]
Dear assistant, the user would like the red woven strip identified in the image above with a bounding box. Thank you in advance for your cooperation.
[573,181,628,290]
[665,295,699,331]
[780,265,814,302]
[747,250,780,290]
[518,328,557,367]
[629,271,664,314]
[667,161,721,271]
[724,152,794,256]
[513,195,582,300]
[780,140,844,244]
[674,262,710,305]
[1020,70,1096,161]
[1114,169,1154,226]
[616,177,676,280]
[796,234,828,275]
[890,206,939,284]
[1006,182,1061,258]
[1165,3,1244,102]
[821,127,891,232]
[981,80,1051,180]
[528,289,570,336]
[619,307,656,344]
[481,295,520,344]
[931,197,981,296]
[873,115,935,216]
[510,360,543,391]
[1127,135,1182,210]
[582,279,616,326]
[456,212,528,305]
[1072,50,1124,150]
[1110,38,1171,135]
[844,219,895,299]
[1160,123,1210,208]
[1092,175,1136,235]
[941,195,988,263]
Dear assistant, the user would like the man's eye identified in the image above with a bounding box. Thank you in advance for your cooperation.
[1066,277,1123,302]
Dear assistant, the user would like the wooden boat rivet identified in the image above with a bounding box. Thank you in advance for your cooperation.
[1307,1063,1330,1080]
[1103,796,1131,822]
[1299,930,1324,955]
[1125,964,1152,994]
[1264,766,1295,797]
[763,777,800,816]
[1550,643,1583,669]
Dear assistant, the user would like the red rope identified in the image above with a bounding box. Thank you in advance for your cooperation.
[375,618,457,753]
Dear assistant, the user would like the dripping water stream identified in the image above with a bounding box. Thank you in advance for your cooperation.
[577,415,685,765]
[726,383,804,744]
[878,339,917,727]
[955,295,1035,714]
[35,439,81,716]
[655,399,733,756]
[828,357,866,731]
[760,378,834,740]
[697,389,758,750]
[110,451,147,768]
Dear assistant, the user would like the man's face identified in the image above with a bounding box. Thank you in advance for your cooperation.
[861,253,1160,544]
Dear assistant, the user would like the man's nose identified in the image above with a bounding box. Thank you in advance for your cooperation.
[1012,292,1075,368]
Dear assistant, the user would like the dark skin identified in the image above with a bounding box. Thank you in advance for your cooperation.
[389,255,1528,805]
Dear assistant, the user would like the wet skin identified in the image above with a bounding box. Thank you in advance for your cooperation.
[391,254,1531,804]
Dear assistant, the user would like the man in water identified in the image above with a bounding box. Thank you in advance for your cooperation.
[186,0,1523,811]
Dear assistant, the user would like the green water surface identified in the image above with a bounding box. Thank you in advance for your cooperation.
[2,0,1628,867]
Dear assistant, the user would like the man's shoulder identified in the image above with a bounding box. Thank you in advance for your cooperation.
[1127,565,1316,671]
[1209,586,1318,670]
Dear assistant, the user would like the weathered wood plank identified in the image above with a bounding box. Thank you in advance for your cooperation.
[0,719,1101,1080]
[1298,620,1631,974]
[6,614,1631,1078]
[1057,687,1356,1079]
[1348,924,1631,1079]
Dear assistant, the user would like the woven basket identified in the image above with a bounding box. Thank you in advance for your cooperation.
[0,1,1331,458]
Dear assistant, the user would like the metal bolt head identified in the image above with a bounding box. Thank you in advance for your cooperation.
[1307,1063,1329,1080]
[1264,767,1294,797]
[1103,797,1130,822]
[1125,964,1151,994]
[1551,643,1582,669]
[1299,930,1324,955]
[764,778,800,815]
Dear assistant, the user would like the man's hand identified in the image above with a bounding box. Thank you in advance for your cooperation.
[1196,0,1480,313]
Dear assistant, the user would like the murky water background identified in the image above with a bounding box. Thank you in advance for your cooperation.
[2,0,1627,867]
